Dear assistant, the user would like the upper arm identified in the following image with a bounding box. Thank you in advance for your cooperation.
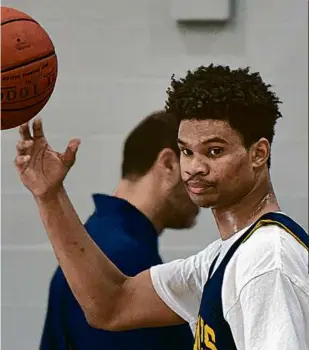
[107,269,186,330]
[107,247,214,331]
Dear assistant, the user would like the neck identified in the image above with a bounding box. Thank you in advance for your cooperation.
[112,177,165,234]
[212,177,280,240]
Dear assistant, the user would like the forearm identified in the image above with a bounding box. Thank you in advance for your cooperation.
[35,187,127,326]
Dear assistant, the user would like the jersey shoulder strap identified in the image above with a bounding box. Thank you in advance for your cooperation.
[242,212,308,251]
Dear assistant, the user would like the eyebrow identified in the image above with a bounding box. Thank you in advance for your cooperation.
[177,137,228,146]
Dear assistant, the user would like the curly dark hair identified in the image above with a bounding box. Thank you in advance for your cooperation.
[165,64,282,167]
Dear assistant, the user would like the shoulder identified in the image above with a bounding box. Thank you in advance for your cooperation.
[151,238,222,289]
[149,239,222,324]
[222,224,309,315]
[194,239,222,283]
[200,238,222,261]
[230,223,308,293]
[182,239,222,270]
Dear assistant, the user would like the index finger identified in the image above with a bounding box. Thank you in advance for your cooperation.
[19,123,32,140]
[32,117,45,139]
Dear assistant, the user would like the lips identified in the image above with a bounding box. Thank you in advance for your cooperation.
[186,182,213,194]
[187,186,205,194]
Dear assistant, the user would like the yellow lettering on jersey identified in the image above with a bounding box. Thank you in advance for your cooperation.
[193,316,201,350]
[205,324,217,350]
[193,316,217,350]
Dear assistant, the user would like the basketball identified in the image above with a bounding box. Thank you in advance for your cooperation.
[1,6,58,130]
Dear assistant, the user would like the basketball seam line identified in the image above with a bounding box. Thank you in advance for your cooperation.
[1,51,56,73]
[1,18,38,26]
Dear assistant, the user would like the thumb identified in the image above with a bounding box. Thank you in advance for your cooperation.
[62,138,81,168]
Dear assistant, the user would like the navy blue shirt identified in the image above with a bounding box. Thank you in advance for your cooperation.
[40,194,194,350]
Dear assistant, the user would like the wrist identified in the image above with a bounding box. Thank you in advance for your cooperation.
[33,185,66,205]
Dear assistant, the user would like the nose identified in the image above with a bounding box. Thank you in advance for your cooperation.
[183,156,209,177]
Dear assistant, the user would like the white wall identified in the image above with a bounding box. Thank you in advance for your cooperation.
[1,0,307,349]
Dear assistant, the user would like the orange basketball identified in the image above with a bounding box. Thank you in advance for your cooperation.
[1,6,58,130]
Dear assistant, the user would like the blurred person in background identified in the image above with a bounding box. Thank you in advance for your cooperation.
[39,110,199,350]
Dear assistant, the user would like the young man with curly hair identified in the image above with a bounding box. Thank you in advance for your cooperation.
[15,65,309,350]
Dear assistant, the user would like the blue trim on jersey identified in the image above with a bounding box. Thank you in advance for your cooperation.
[193,212,308,350]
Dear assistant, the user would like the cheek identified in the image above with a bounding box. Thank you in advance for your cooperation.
[215,154,252,184]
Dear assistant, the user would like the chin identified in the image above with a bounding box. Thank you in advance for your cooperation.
[190,193,219,208]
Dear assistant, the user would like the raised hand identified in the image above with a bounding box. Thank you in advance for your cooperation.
[14,118,80,199]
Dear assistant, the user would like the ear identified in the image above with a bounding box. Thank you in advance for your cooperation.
[250,138,270,168]
[156,148,179,176]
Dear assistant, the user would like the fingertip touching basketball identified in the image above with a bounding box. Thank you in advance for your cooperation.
[1,6,58,130]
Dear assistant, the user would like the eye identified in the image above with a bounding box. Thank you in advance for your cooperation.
[208,147,223,157]
[181,148,193,156]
